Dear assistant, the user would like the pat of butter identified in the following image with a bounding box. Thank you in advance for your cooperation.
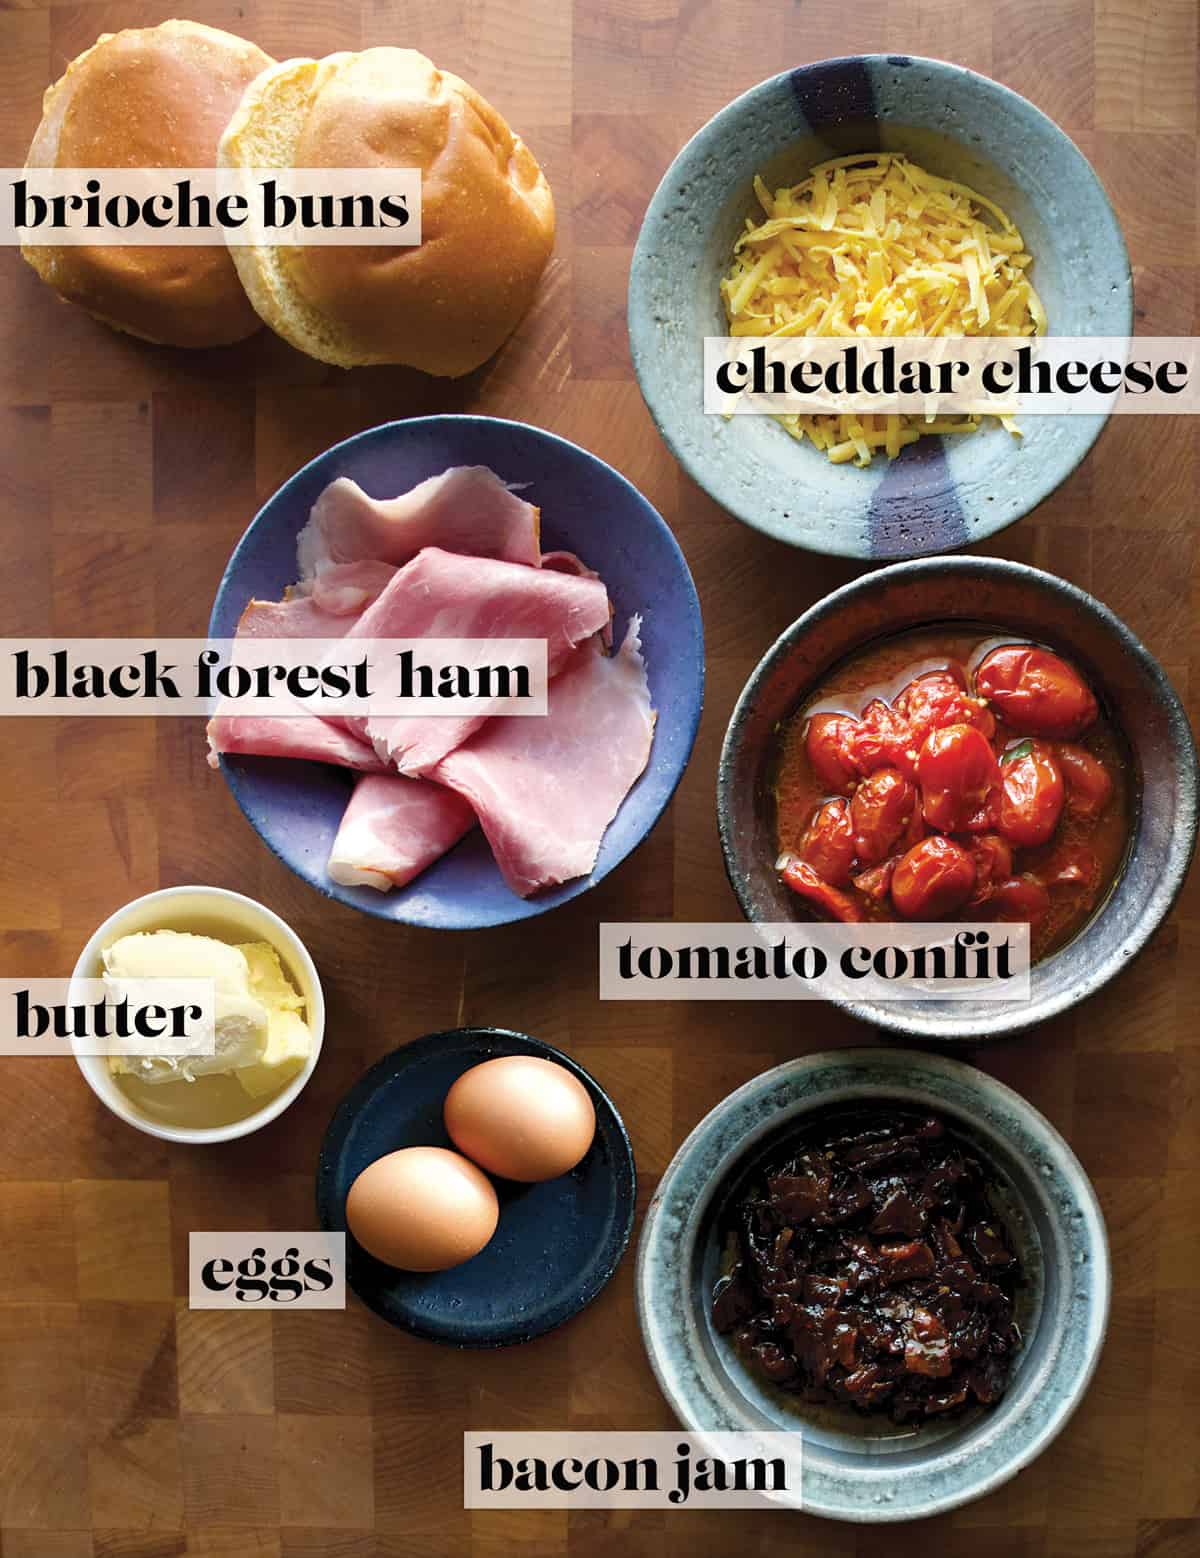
[104,929,251,992]
[103,930,268,1085]
[234,942,313,1098]
[237,1008,312,1098]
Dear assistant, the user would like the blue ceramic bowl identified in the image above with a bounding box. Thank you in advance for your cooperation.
[209,416,704,928]
[637,1048,1110,1522]
[317,1027,636,1346]
[629,56,1132,559]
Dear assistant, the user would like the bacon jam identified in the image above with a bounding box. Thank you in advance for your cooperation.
[773,627,1132,961]
[712,1108,1023,1425]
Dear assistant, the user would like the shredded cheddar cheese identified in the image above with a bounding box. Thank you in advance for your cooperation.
[720,153,1046,466]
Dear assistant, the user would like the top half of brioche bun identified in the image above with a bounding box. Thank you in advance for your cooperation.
[218,48,556,376]
[23,20,273,348]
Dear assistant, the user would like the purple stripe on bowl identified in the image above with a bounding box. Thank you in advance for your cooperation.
[788,56,880,145]
[867,436,968,557]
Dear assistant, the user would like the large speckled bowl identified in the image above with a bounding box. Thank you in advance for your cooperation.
[636,1048,1109,1522]
[629,56,1132,559]
[717,556,1199,1041]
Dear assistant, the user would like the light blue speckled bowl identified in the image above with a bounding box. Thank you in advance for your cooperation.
[636,1048,1109,1523]
[629,56,1133,559]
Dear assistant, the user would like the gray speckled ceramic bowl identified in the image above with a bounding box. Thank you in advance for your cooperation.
[636,1047,1109,1522]
[629,56,1132,559]
[717,556,1199,1041]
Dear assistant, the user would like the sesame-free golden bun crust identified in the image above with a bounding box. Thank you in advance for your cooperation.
[218,49,556,375]
[22,20,272,348]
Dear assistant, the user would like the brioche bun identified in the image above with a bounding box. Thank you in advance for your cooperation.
[23,20,272,348]
[218,48,555,375]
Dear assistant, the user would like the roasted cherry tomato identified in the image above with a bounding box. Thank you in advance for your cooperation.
[895,668,995,746]
[997,741,1064,848]
[1056,743,1113,819]
[850,768,917,867]
[891,836,977,919]
[916,723,1003,833]
[975,645,1098,739]
[985,875,1051,923]
[851,857,898,901]
[849,699,919,779]
[805,713,860,794]
[798,798,855,886]
[780,858,865,922]
[966,833,1013,904]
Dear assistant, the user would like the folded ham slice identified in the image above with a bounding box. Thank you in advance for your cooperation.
[432,618,655,897]
[540,550,612,648]
[297,467,540,579]
[342,546,611,776]
[211,562,399,764]
[207,712,387,771]
[327,774,476,890]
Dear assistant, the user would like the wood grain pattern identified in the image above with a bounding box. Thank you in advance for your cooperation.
[0,0,1197,1552]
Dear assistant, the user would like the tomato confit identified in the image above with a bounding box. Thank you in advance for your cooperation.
[774,628,1131,959]
[712,1108,1023,1425]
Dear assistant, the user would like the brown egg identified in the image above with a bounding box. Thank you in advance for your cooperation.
[444,1055,596,1182]
[345,1146,499,1271]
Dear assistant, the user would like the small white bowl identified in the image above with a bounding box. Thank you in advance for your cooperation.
[71,885,325,1145]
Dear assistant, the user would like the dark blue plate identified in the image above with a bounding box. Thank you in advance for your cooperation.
[208,415,704,928]
[316,1028,636,1346]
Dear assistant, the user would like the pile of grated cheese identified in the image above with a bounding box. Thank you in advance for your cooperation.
[720,152,1047,466]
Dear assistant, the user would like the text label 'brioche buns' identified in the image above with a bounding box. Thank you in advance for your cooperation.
[23,20,274,348]
[219,48,556,375]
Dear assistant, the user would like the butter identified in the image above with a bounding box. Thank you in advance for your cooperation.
[104,928,251,992]
[102,930,311,1097]
[237,941,305,1013]
[237,1008,312,1098]
[234,942,313,1098]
